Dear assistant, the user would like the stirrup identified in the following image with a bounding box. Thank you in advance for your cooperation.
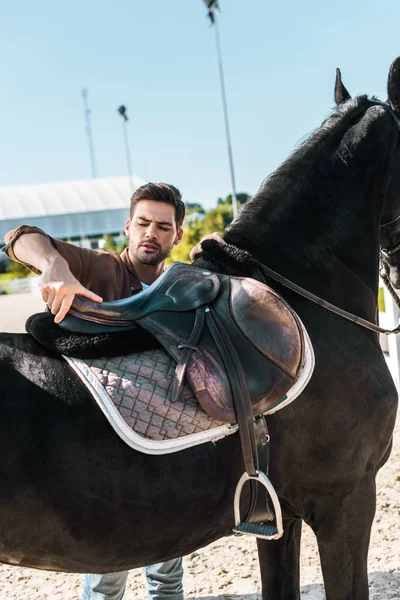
[232,470,284,540]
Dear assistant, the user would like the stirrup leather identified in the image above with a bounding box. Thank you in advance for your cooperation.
[233,470,284,540]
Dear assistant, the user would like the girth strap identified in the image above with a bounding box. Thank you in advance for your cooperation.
[206,306,259,477]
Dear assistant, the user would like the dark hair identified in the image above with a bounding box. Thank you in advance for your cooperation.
[129,182,185,228]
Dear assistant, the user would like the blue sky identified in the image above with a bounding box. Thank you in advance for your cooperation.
[1,0,399,209]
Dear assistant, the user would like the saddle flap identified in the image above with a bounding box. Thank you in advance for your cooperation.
[229,278,304,379]
[180,276,309,422]
[185,345,296,422]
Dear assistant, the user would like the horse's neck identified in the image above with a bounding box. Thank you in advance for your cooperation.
[226,184,382,318]
[226,102,400,318]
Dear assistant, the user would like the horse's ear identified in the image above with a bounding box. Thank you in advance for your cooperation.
[334,68,351,105]
[387,56,400,111]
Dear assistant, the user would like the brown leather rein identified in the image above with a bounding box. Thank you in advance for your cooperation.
[249,100,400,336]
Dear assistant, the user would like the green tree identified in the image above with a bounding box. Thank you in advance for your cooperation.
[0,259,9,274]
[168,219,205,264]
[6,260,31,278]
[115,239,128,254]
[168,192,251,264]
[102,235,117,252]
[203,207,227,233]
[101,235,128,255]
[185,202,205,215]
[217,192,251,208]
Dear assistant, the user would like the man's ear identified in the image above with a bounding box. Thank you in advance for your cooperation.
[124,219,131,236]
[174,228,183,246]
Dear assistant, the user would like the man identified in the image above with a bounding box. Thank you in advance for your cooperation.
[3,182,224,600]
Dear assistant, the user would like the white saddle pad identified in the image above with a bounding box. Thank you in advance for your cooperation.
[64,324,314,455]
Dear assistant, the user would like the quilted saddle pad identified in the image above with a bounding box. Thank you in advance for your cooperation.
[64,322,314,455]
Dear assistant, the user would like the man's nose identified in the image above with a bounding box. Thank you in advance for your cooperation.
[145,223,158,239]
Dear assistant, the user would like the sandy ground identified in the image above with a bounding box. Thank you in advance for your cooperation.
[0,292,399,599]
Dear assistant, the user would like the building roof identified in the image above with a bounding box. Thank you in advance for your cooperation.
[0,175,146,220]
[0,176,146,247]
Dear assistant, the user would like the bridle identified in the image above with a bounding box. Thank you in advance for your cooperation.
[377,103,400,312]
[380,215,400,259]
[254,100,400,335]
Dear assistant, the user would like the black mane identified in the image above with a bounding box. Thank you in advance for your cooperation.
[249,95,377,200]
[224,94,396,280]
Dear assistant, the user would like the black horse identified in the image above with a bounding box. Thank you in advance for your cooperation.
[1,57,400,600]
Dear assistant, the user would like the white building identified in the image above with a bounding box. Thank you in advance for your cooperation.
[0,175,146,252]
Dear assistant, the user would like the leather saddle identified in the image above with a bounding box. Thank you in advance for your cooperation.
[65,262,306,424]
[64,261,306,464]
[63,262,308,540]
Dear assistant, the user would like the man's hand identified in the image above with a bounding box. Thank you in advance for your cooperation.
[189,232,226,261]
[40,256,102,324]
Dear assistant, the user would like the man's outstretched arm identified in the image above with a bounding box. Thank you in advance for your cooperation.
[4,227,102,323]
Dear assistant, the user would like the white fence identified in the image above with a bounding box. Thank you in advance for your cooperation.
[0,276,40,295]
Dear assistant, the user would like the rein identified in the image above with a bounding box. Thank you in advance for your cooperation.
[256,261,400,336]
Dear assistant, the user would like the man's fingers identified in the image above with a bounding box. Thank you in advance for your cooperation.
[51,291,69,317]
[52,286,101,324]
[207,232,226,244]
[41,286,49,303]
[189,245,201,260]
[54,296,74,324]
[78,287,103,303]
[45,289,56,310]
[189,232,227,261]
[42,280,101,323]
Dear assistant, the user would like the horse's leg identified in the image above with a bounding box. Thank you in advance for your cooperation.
[257,518,302,600]
[310,477,376,600]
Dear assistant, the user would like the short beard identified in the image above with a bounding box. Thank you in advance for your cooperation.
[129,242,172,266]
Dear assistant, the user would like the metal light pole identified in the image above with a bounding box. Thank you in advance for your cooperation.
[117,105,134,189]
[204,0,238,217]
[81,89,97,178]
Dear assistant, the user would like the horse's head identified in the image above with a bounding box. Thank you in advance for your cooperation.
[337,58,400,289]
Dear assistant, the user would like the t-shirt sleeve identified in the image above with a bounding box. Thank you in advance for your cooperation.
[2,225,114,289]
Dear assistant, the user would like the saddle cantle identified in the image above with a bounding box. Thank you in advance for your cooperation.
[61,262,315,541]
[64,262,307,422]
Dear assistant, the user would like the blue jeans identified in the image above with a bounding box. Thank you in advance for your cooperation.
[82,558,184,600]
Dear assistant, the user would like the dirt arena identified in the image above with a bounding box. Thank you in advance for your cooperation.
[0,292,399,599]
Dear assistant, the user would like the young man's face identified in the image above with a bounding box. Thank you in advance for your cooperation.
[125,199,183,266]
